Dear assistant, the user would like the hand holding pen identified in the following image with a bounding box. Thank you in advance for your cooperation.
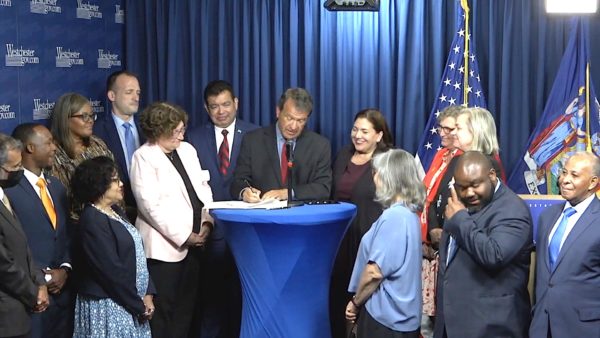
[242,179,262,203]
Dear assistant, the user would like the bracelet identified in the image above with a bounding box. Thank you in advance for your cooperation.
[351,296,360,308]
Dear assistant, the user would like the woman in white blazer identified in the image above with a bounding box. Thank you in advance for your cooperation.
[130,102,214,338]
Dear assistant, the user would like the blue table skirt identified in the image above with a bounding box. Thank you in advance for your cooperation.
[211,203,357,338]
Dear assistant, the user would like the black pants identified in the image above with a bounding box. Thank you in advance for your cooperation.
[147,249,202,338]
[356,309,420,338]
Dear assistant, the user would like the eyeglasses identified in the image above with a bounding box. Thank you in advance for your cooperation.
[70,113,97,122]
[172,126,186,137]
[436,125,456,134]
[110,175,120,183]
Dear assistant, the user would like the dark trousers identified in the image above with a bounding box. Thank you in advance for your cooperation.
[148,249,202,338]
[190,238,241,338]
[357,310,420,338]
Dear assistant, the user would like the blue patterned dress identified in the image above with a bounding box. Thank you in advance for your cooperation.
[73,212,152,338]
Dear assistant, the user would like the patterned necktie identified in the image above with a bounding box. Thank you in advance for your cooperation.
[280,142,288,184]
[123,122,136,167]
[1,194,13,216]
[548,207,576,270]
[36,178,57,229]
[218,130,230,175]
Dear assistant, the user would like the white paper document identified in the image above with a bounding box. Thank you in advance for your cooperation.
[205,198,288,210]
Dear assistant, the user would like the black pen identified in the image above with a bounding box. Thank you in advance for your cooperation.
[244,180,260,198]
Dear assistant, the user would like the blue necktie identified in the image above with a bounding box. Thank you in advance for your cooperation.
[123,122,136,168]
[446,235,456,265]
[548,207,576,270]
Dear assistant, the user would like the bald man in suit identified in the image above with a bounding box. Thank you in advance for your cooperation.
[530,151,600,337]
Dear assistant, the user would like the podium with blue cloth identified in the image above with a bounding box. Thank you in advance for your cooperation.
[210,203,356,338]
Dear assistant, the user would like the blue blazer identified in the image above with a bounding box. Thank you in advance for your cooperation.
[434,183,532,338]
[530,197,600,338]
[5,175,71,272]
[93,112,145,209]
[77,205,155,317]
[187,119,258,202]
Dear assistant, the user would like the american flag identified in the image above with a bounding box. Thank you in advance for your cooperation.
[416,0,487,172]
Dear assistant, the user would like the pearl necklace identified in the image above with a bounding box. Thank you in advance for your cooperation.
[91,203,121,220]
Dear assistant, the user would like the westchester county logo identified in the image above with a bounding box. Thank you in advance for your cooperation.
[0,0,12,7]
[89,98,104,114]
[55,47,84,68]
[0,104,16,120]
[5,44,39,67]
[97,49,121,69]
[33,98,55,120]
[30,0,62,15]
[76,0,101,19]
[115,5,124,24]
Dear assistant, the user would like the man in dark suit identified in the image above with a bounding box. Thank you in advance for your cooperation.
[231,87,332,202]
[0,133,49,338]
[187,80,258,338]
[6,124,73,338]
[93,70,144,220]
[434,151,532,338]
[530,151,600,338]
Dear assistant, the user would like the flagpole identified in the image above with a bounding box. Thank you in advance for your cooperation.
[586,61,591,151]
[461,0,470,105]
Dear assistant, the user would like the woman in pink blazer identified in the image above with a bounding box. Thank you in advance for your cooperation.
[130,102,214,338]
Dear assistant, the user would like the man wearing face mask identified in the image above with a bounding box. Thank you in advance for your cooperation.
[0,133,49,338]
[433,151,533,338]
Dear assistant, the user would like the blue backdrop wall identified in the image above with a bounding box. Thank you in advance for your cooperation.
[0,0,124,134]
[2,0,600,176]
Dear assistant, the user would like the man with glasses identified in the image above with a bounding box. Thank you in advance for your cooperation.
[0,133,49,338]
[94,70,144,221]
[231,87,332,203]
[187,80,258,338]
[5,124,73,338]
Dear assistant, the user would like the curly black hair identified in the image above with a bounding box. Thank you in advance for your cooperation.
[71,156,118,204]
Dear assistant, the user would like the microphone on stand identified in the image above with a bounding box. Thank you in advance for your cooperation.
[286,140,304,208]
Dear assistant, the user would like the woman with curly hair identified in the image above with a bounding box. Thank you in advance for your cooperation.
[130,102,214,338]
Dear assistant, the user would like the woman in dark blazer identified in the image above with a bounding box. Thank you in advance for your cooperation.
[329,109,393,338]
[71,156,154,338]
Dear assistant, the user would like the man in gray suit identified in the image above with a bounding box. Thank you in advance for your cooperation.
[434,151,532,338]
[530,151,600,338]
[0,133,49,338]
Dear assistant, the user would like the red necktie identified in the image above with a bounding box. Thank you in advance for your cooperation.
[218,130,230,175]
[280,142,288,184]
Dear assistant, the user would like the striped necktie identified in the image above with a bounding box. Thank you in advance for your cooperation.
[218,129,230,175]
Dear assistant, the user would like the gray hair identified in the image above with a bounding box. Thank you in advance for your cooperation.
[372,149,425,211]
[567,151,600,177]
[436,105,464,124]
[277,88,313,114]
[0,133,23,166]
[458,107,499,155]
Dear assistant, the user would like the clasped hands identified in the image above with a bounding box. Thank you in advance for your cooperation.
[185,222,212,248]
[138,294,155,323]
[33,285,49,313]
[242,187,287,203]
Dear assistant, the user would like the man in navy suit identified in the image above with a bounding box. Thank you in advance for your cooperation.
[530,151,600,338]
[434,151,532,338]
[0,133,49,338]
[6,124,72,338]
[93,70,144,221]
[187,80,258,338]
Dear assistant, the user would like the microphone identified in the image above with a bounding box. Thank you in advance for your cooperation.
[285,140,303,208]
